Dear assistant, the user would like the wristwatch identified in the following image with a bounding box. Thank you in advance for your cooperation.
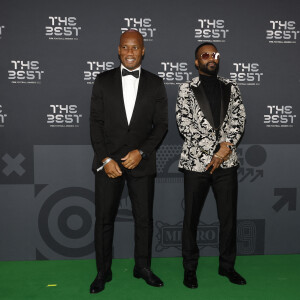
[138,149,147,159]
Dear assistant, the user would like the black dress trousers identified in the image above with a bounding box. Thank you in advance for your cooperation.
[94,164,155,274]
[182,166,238,272]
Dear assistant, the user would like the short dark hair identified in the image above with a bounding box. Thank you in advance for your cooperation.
[195,42,218,58]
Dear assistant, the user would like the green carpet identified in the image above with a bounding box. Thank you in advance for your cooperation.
[0,255,299,300]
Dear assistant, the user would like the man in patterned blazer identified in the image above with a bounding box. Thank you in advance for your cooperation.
[176,42,246,288]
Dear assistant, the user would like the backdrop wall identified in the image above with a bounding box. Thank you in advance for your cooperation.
[1,0,299,261]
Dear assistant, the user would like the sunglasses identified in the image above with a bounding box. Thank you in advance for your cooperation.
[200,52,220,60]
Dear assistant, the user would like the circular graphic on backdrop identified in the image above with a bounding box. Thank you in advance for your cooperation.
[245,145,267,167]
[38,187,94,257]
[58,205,92,239]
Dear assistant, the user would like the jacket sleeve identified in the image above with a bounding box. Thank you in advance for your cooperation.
[225,82,246,147]
[90,75,109,162]
[139,78,168,156]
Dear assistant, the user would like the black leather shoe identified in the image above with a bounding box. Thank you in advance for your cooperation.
[218,269,247,285]
[183,270,198,289]
[90,270,112,293]
[133,267,164,287]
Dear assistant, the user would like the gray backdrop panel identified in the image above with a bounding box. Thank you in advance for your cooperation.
[0,0,299,261]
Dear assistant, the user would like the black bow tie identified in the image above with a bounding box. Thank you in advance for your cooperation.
[122,69,139,78]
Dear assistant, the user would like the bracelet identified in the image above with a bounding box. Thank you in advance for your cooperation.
[103,157,112,166]
[96,158,112,172]
[214,154,224,161]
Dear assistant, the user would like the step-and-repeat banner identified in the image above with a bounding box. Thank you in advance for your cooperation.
[1,0,299,261]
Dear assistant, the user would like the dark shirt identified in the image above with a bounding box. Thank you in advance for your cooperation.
[200,74,221,129]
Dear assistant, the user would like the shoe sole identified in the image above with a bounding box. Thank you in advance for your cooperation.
[183,281,198,289]
[133,271,163,287]
[89,274,112,294]
[218,272,246,285]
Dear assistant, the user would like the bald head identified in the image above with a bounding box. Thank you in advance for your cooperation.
[118,30,145,70]
[120,29,144,47]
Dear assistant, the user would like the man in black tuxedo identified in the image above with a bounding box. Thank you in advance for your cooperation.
[89,30,168,293]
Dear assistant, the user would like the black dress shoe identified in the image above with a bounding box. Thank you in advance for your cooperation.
[133,267,164,287]
[90,270,112,293]
[218,269,247,285]
[183,270,198,289]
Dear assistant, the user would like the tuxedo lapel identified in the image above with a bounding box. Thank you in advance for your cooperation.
[114,67,129,127]
[219,81,231,126]
[128,69,146,127]
[191,84,215,128]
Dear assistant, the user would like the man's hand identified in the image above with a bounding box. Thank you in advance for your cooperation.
[206,155,223,174]
[206,142,233,174]
[217,142,233,160]
[121,150,142,169]
[103,158,122,178]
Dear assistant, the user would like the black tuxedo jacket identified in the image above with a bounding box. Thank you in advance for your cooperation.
[90,67,168,177]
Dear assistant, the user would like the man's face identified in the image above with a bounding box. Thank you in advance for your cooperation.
[118,31,145,70]
[195,45,220,76]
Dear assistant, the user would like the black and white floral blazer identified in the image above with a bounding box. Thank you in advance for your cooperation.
[176,76,246,173]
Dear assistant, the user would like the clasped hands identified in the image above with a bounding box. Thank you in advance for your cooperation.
[206,142,233,174]
[103,150,142,178]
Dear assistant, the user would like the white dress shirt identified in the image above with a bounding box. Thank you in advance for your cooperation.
[121,64,141,124]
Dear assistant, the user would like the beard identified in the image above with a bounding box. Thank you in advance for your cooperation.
[199,62,219,76]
